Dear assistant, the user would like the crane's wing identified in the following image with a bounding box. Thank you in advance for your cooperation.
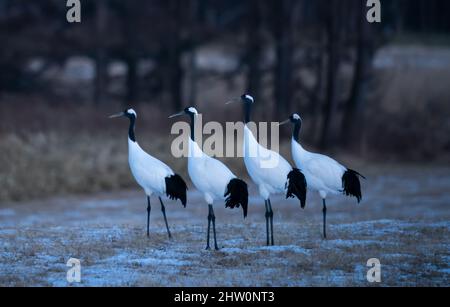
[303,153,346,192]
[188,152,235,198]
[244,131,292,191]
[129,144,174,194]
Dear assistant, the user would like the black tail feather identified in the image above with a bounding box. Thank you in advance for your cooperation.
[342,169,365,203]
[224,178,249,218]
[165,174,188,207]
[286,168,307,208]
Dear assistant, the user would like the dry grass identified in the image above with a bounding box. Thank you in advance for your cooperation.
[2,43,450,202]
[367,46,450,161]
[0,132,131,201]
[0,129,366,202]
[0,166,449,287]
[0,219,448,287]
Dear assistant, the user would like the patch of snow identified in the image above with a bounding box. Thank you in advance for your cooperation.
[129,258,190,266]
[62,57,95,81]
[254,245,311,255]
[439,268,450,275]
[81,199,131,209]
[0,209,15,217]
[0,229,17,235]
[325,239,382,248]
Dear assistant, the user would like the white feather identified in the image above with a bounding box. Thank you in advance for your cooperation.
[128,138,174,196]
[188,138,236,204]
[291,139,345,198]
[245,95,254,102]
[243,125,292,200]
[126,108,137,118]
[188,107,198,115]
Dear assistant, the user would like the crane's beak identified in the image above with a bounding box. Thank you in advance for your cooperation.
[278,119,290,126]
[109,112,125,119]
[168,111,185,119]
[225,97,241,105]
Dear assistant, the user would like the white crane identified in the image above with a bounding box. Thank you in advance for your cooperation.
[227,95,307,246]
[280,113,365,239]
[109,108,187,238]
[169,107,248,250]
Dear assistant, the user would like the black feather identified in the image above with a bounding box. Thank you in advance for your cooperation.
[342,169,365,203]
[286,168,307,208]
[165,174,188,207]
[224,178,249,218]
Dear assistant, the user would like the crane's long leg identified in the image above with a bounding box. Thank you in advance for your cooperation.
[268,199,274,246]
[146,196,151,237]
[210,205,219,250]
[159,197,172,239]
[264,200,270,246]
[206,204,212,250]
[322,199,327,239]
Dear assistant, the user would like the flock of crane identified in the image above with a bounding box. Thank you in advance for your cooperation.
[109,94,364,250]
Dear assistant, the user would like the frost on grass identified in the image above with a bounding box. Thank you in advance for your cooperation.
[0,167,449,286]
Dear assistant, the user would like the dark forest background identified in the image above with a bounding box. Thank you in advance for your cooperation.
[0,0,449,201]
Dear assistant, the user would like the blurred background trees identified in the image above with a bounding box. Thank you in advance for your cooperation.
[0,0,449,153]
[1,0,450,201]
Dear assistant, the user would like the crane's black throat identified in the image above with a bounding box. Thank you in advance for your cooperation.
[293,121,301,142]
[127,114,136,142]
[244,102,252,124]
[189,112,195,141]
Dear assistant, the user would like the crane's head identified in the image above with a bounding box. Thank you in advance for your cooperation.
[279,113,302,126]
[109,108,137,119]
[225,94,254,106]
[168,106,198,119]
[241,94,254,104]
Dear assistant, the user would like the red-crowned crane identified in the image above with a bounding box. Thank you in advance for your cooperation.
[280,113,365,238]
[109,108,187,238]
[227,95,307,246]
[169,107,248,250]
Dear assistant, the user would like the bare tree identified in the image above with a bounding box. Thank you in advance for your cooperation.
[94,0,108,105]
[273,0,295,119]
[167,0,183,111]
[245,0,263,104]
[319,0,342,150]
[341,0,377,150]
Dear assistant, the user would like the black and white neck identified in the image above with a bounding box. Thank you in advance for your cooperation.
[183,106,199,142]
[125,111,136,142]
[241,94,254,124]
[189,112,196,142]
[127,114,136,142]
[290,114,302,143]
[292,120,301,143]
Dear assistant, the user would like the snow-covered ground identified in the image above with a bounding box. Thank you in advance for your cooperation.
[0,166,449,286]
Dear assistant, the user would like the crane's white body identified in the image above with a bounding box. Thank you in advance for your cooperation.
[188,138,236,205]
[243,125,292,200]
[291,139,346,199]
[128,137,174,197]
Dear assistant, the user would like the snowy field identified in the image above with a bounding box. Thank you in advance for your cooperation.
[0,165,449,286]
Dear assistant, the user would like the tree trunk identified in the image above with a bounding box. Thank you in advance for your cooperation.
[341,0,374,150]
[168,0,183,111]
[246,0,263,104]
[273,0,294,119]
[121,2,139,106]
[187,0,199,106]
[94,0,108,106]
[319,0,341,150]
[125,55,138,106]
[311,27,326,143]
